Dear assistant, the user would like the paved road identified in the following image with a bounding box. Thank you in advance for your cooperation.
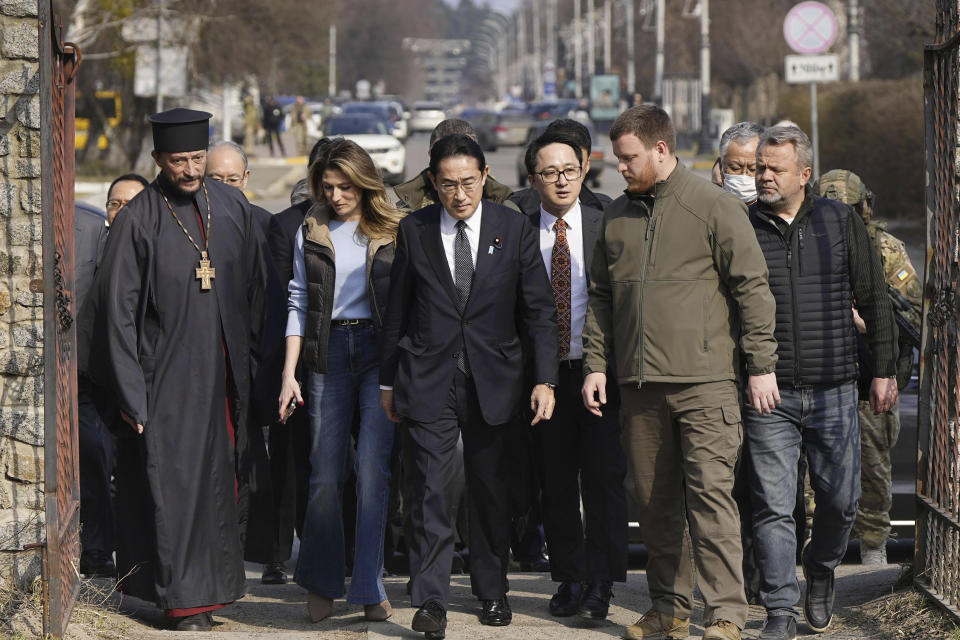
[76,564,903,639]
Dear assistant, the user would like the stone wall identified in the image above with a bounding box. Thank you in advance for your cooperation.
[0,0,43,590]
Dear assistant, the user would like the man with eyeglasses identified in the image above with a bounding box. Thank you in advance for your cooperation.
[523,130,628,621]
[104,174,149,225]
[75,172,146,579]
[380,134,558,639]
[206,140,273,238]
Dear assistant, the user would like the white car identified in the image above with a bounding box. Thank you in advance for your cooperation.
[323,114,406,185]
[409,101,447,133]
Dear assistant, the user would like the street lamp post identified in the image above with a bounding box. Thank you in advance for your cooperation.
[697,0,712,153]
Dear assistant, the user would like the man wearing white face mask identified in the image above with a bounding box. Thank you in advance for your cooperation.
[718,122,765,205]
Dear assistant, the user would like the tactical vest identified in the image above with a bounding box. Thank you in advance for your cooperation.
[749,197,859,387]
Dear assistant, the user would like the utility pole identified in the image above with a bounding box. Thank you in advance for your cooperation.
[222,83,231,142]
[586,0,596,81]
[697,0,712,153]
[518,5,527,98]
[603,0,612,74]
[154,0,164,112]
[328,24,337,97]
[848,0,860,81]
[533,0,542,100]
[654,0,664,106]
[574,0,583,97]
[626,0,636,95]
[547,0,557,73]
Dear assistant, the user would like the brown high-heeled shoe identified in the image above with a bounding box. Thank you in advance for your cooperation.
[364,599,393,621]
[307,593,333,622]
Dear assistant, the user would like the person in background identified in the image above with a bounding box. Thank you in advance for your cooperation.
[815,168,921,566]
[77,173,147,578]
[278,138,403,622]
[262,96,286,157]
[105,173,149,225]
[718,122,764,205]
[290,96,313,157]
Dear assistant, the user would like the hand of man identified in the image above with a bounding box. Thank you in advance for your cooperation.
[530,384,555,425]
[121,411,143,434]
[380,389,402,423]
[747,372,781,415]
[851,306,867,334]
[870,377,899,414]
[582,372,607,417]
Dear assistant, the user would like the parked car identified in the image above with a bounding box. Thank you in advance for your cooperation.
[515,118,605,188]
[495,107,533,146]
[322,114,406,185]
[342,101,407,140]
[459,108,498,151]
[409,101,447,133]
[526,99,583,121]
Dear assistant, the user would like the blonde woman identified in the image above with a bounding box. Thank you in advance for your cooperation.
[278,139,404,622]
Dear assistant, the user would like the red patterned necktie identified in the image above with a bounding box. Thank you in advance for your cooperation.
[552,219,571,359]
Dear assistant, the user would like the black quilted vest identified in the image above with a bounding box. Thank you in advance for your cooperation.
[749,195,858,387]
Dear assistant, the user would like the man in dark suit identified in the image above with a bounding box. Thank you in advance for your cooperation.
[77,174,148,577]
[522,130,629,620]
[380,134,559,639]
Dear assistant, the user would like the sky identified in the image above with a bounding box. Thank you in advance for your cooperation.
[445,0,519,15]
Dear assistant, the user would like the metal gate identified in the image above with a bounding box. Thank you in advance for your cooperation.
[37,0,81,636]
[917,0,960,624]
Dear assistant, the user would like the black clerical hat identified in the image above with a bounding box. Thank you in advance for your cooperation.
[149,108,212,153]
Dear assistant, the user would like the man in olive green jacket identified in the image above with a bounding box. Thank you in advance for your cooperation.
[580,105,780,640]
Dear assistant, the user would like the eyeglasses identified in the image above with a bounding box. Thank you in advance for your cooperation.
[106,199,128,210]
[437,177,481,195]
[208,175,244,187]
[536,167,582,184]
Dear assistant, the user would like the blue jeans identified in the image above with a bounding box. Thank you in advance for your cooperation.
[294,325,395,604]
[744,381,860,618]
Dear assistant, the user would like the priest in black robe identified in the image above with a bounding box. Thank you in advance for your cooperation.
[82,109,270,631]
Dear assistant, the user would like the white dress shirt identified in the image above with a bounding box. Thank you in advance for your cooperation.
[440,201,482,279]
[381,202,484,392]
[538,202,587,360]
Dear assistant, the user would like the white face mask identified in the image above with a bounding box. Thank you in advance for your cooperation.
[722,173,757,203]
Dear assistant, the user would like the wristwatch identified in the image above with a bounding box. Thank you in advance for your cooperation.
[539,382,556,389]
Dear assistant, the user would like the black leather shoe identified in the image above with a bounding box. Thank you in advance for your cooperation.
[519,551,551,572]
[174,612,212,631]
[578,581,613,620]
[759,615,797,639]
[412,600,447,640]
[260,561,287,585]
[79,556,116,579]
[479,596,512,626]
[803,562,835,632]
[549,581,583,616]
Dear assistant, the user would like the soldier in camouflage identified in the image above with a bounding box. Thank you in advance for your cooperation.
[815,169,922,565]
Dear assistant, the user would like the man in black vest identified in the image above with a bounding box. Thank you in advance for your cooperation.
[380,134,558,639]
[522,129,628,620]
[746,126,898,640]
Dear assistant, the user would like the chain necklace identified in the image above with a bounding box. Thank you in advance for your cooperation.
[158,180,216,290]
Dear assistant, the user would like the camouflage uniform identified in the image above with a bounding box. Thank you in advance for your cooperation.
[243,95,260,149]
[290,99,312,157]
[816,170,922,554]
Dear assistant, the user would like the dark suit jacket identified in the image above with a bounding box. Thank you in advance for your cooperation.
[381,200,559,426]
[75,205,108,316]
[268,200,311,285]
[522,203,616,390]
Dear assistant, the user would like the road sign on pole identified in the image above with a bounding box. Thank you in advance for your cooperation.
[783,2,839,181]
[785,54,839,84]
[783,1,837,55]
